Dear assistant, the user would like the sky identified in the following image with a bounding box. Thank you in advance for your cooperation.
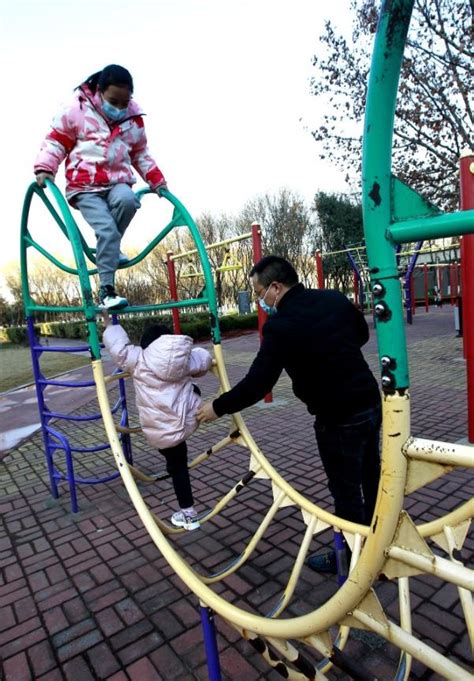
[1,0,353,291]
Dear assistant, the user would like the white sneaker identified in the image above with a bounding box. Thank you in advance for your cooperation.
[170,510,200,531]
[99,285,128,310]
[118,252,130,265]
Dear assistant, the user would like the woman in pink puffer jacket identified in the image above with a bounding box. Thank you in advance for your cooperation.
[103,315,213,530]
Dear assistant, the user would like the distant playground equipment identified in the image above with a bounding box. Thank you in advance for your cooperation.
[315,244,370,312]
[166,224,273,404]
[165,227,259,335]
[315,241,461,322]
[20,2,474,678]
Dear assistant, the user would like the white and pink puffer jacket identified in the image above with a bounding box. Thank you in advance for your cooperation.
[34,85,165,203]
[103,325,213,450]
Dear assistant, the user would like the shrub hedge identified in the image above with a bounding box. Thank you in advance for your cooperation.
[1,312,258,346]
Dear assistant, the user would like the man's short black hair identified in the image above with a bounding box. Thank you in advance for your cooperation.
[250,256,299,288]
[140,324,172,349]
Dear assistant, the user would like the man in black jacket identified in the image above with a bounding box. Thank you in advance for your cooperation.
[197,256,382,572]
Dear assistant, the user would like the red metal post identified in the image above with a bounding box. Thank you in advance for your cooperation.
[453,262,459,299]
[437,267,443,304]
[251,222,272,403]
[315,250,325,289]
[460,151,474,441]
[166,251,182,335]
[423,264,429,312]
[449,263,456,305]
[461,237,467,358]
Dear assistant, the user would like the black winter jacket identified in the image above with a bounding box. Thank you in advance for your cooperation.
[213,284,380,424]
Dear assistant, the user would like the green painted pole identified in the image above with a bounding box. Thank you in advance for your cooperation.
[362,0,415,391]
[388,210,474,244]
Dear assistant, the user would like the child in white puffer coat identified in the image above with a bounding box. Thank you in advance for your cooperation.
[103,313,213,530]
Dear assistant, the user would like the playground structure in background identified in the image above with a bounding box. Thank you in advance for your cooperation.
[165,224,263,335]
[166,224,273,405]
[19,0,474,677]
[315,241,461,322]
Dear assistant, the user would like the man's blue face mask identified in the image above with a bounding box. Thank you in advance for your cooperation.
[102,99,128,122]
[258,285,278,315]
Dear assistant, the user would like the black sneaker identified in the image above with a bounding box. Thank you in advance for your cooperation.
[307,549,338,574]
[307,545,352,575]
[99,285,128,310]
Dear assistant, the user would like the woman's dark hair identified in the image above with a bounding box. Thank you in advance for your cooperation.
[140,324,172,350]
[83,64,134,94]
[250,256,299,288]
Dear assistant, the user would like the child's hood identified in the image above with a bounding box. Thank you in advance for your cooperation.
[142,335,194,382]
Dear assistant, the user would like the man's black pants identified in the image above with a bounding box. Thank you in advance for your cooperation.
[314,402,382,525]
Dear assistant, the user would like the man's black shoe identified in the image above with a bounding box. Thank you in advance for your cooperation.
[307,549,338,574]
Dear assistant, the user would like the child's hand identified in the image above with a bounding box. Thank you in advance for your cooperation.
[156,182,168,197]
[192,369,208,378]
[102,310,111,326]
[35,171,55,187]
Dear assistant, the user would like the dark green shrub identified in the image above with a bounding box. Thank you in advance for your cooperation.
[4,312,258,346]
[4,326,30,345]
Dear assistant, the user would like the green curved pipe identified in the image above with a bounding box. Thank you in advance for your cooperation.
[20,182,221,360]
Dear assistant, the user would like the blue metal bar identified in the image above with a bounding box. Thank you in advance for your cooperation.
[46,428,79,513]
[403,240,423,324]
[334,531,349,587]
[43,411,104,422]
[69,443,111,454]
[199,605,222,681]
[32,344,92,353]
[27,318,59,499]
[37,378,96,388]
[345,248,365,312]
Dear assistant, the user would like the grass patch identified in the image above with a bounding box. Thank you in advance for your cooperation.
[0,345,90,393]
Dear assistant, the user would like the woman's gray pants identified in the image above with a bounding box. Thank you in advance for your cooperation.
[74,184,140,287]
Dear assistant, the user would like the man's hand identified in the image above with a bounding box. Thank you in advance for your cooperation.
[35,171,55,187]
[197,401,218,423]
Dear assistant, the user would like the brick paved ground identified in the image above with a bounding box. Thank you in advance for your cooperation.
[1,306,473,680]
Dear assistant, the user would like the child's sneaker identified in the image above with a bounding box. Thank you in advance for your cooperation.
[99,285,128,310]
[170,510,200,531]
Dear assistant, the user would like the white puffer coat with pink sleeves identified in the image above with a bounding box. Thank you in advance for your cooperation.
[103,324,213,450]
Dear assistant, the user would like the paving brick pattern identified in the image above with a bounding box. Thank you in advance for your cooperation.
[0,307,472,680]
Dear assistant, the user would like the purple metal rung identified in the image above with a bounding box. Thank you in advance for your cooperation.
[32,344,91,353]
[27,317,134,512]
[44,397,121,422]
[404,239,424,325]
[199,605,222,681]
[345,248,365,312]
[334,530,349,586]
[38,378,96,388]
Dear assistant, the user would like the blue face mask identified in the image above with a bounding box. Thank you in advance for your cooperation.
[258,286,278,315]
[102,99,128,122]
[258,298,275,315]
